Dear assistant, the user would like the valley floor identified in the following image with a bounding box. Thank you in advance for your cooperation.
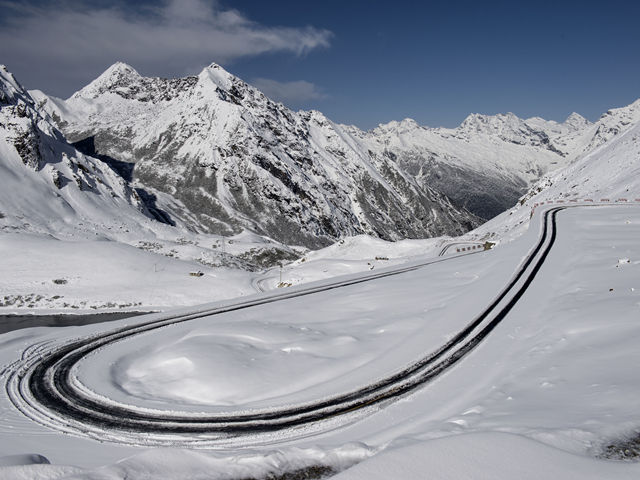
[0,231,446,315]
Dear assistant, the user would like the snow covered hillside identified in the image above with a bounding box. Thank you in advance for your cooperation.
[1,201,639,479]
[0,65,148,238]
[32,62,479,249]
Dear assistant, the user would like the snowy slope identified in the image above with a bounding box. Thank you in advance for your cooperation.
[32,63,479,249]
[0,65,150,237]
[1,203,639,479]
[334,433,640,480]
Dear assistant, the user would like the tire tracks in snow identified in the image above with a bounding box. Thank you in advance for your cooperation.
[5,207,568,444]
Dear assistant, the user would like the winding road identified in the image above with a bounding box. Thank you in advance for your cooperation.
[5,206,569,444]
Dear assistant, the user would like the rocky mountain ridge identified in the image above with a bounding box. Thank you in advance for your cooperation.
[32,62,480,248]
[0,66,305,272]
[345,97,640,219]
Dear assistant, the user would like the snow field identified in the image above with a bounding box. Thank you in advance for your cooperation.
[257,235,446,291]
[0,206,639,479]
[0,233,256,313]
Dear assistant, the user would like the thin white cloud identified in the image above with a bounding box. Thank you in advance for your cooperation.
[0,0,332,96]
[251,78,328,106]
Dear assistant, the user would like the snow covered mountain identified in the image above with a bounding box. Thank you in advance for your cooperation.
[346,98,640,220]
[0,64,151,237]
[462,103,640,244]
[0,66,304,288]
[4,61,640,480]
[32,62,479,249]
[21,61,640,250]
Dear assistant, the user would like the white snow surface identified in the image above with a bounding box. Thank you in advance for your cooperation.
[1,204,640,479]
[0,233,255,313]
[2,63,640,479]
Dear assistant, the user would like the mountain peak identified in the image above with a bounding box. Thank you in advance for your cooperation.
[372,118,422,136]
[399,118,420,128]
[103,61,140,78]
[564,112,590,128]
[205,62,224,71]
[600,98,640,121]
[459,111,522,134]
[71,62,141,100]
[198,62,239,92]
[0,64,30,106]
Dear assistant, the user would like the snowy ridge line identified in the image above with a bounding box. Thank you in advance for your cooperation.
[3,207,574,446]
[8,204,629,447]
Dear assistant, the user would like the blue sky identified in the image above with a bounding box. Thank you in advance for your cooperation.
[1,0,639,129]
